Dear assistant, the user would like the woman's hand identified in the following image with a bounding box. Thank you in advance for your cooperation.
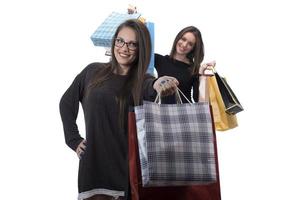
[127,4,137,14]
[153,76,179,96]
[199,61,216,76]
[76,139,86,159]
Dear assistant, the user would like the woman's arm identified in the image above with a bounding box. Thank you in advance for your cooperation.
[59,67,89,151]
[198,75,209,102]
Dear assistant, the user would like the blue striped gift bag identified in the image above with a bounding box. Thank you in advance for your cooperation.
[145,22,155,75]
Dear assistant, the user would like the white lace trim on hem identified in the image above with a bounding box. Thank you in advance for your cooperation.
[78,188,125,200]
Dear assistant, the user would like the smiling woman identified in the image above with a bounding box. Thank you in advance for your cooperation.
[59,19,178,200]
[155,26,216,104]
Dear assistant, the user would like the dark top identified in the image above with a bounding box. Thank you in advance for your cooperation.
[154,53,199,103]
[59,63,156,199]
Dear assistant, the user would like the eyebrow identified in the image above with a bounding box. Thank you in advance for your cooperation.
[117,37,137,43]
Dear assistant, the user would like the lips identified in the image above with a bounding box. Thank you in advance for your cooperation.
[178,46,187,53]
[118,52,130,58]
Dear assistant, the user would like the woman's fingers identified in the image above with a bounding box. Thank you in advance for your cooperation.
[76,140,86,159]
[208,60,216,67]
[153,76,179,96]
[199,61,216,76]
[200,61,216,73]
[158,76,179,96]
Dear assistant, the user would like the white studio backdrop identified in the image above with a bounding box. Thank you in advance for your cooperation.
[0,0,285,199]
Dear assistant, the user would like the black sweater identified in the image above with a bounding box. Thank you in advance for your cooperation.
[154,54,199,103]
[59,62,156,199]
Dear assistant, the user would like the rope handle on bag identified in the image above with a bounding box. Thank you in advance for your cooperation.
[154,87,192,104]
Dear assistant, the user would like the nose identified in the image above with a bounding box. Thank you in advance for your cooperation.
[181,41,188,47]
[121,43,129,51]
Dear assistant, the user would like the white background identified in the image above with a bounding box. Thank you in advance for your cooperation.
[0,0,285,199]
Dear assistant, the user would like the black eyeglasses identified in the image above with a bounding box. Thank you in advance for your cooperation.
[115,38,138,50]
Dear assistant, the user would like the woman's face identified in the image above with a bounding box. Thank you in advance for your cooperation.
[176,32,196,57]
[114,27,138,74]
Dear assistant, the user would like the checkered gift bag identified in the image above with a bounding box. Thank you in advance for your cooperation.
[134,91,217,187]
[90,12,141,47]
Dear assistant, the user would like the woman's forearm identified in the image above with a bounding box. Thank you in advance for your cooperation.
[198,75,209,102]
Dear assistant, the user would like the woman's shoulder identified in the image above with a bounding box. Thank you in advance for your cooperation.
[76,62,109,83]
[83,62,108,73]
[155,53,170,60]
[155,54,172,68]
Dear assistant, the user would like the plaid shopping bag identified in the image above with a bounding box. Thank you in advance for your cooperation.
[129,110,221,200]
[134,99,217,187]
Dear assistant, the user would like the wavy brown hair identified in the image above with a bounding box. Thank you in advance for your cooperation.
[169,26,204,74]
[87,19,151,127]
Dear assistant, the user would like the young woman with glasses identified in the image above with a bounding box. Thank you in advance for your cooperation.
[59,19,178,200]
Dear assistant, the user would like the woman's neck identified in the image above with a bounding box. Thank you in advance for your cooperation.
[173,53,190,64]
[115,65,129,75]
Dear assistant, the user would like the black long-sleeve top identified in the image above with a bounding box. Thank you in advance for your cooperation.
[154,54,199,103]
[59,62,156,200]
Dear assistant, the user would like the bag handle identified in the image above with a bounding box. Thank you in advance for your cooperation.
[154,88,192,104]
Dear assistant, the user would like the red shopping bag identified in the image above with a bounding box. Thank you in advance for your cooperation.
[128,110,221,200]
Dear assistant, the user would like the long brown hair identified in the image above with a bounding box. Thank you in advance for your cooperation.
[87,19,151,127]
[169,26,204,74]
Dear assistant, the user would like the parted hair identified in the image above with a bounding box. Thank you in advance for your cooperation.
[87,19,152,128]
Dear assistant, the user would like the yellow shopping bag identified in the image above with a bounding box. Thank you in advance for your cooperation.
[208,76,238,131]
